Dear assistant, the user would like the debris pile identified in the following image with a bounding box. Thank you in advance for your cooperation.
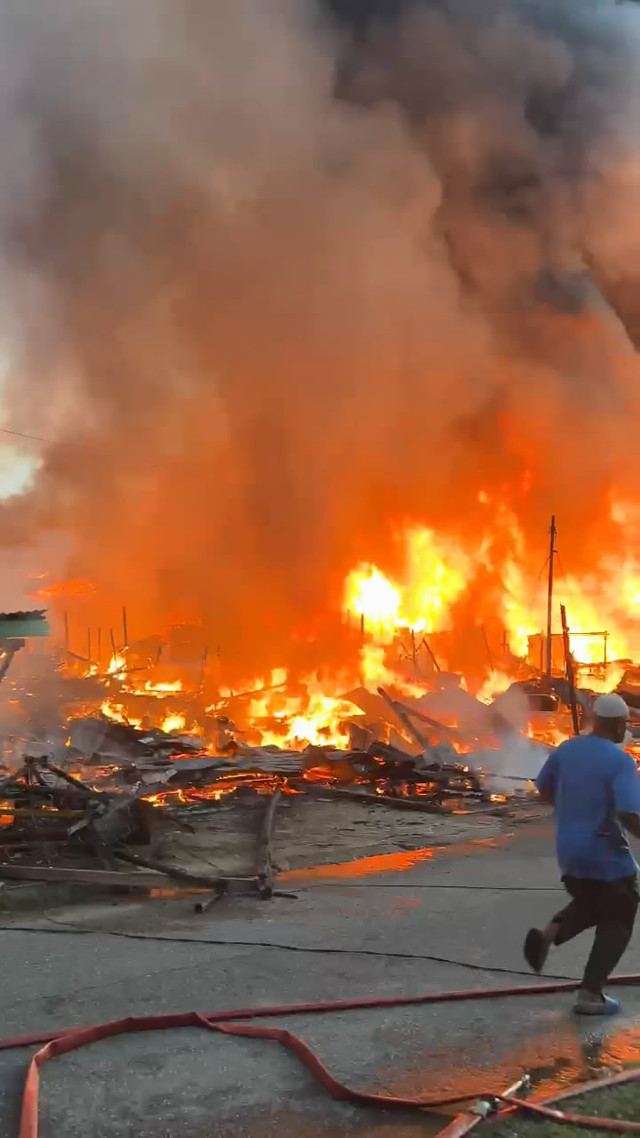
[0,670,551,899]
[2,588,634,900]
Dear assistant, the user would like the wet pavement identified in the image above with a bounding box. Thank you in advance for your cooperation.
[0,822,639,1136]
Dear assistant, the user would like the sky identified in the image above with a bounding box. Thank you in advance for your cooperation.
[0,442,39,498]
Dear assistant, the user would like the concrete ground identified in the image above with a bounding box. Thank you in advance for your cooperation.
[1,823,640,1137]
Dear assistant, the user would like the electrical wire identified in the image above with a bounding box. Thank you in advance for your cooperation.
[0,427,46,444]
[0,921,576,980]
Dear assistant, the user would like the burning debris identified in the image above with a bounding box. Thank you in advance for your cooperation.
[3,563,640,900]
[0,618,552,898]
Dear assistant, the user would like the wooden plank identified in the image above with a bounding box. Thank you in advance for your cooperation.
[0,864,179,887]
[114,849,228,889]
[299,784,451,814]
[377,686,429,751]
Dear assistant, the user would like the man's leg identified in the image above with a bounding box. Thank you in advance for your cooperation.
[525,878,595,973]
[553,879,599,944]
[575,878,639,1011]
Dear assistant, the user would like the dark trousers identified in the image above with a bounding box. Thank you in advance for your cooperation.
[553,876,639,994]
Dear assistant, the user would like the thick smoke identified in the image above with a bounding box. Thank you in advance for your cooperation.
[0,0,639,677]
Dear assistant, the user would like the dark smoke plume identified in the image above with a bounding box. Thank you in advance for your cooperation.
[0,0,639,675]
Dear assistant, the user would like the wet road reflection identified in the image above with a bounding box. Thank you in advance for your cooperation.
[280,835,515,880]
[375,1014,640,1107]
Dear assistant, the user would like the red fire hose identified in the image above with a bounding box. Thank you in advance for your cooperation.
[2,975,640,1138]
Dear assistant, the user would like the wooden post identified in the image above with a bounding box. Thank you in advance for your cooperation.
[109,628,116,657]
[200,646,209,689]
[63,611,70,653]
[560,604,580,736]
[256,788,281,899]
[421,637,441,674]
[546,515,557,677]
[603,631,608,668]
[87,628,92,666]
[97,628,102,666]
[122,606,129,648]
[481,624,494,672]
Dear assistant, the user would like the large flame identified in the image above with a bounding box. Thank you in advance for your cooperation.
[343,504,640,669]
[248,684,363,749]
[64,498,640,753]
[344,528,470,641]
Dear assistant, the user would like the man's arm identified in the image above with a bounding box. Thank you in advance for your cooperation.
[613,754,640,838]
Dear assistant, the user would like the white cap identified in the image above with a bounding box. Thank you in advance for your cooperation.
[593,693,629,719]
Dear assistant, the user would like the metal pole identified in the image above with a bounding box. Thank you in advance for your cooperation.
[546,515,557,677]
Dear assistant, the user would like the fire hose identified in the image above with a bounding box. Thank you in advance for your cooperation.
[2,976,640,1138]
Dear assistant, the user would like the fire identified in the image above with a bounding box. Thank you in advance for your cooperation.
[248,682,363,748]
[216,667,287,703]
[31,577,97,600]
[99,700,190,736]
[344,528,469,640]
[580,663,626,694]
[360,643,395,687]
[46,498,640,753]
[100,699,142,728]
[142,679,183,696]
[359,643,425,698]
[343,505,640,672]
[160,713,186,734]
[345,566,401,633]
[477,670,517,705]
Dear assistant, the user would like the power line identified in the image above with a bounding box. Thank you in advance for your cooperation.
[0,426,46,444]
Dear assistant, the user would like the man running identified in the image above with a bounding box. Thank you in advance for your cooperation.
[524,693,640,1015]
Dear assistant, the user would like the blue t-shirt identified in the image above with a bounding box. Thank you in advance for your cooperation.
[537,734,640,880]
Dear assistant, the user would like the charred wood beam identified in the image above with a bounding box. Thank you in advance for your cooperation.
[299,784,451,814]
[377,687,429,751]
[0,864,185,888]
[114,849,230,889]
[41,759,107,801]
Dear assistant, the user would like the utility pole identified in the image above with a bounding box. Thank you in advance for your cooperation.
[546,515,557,677]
